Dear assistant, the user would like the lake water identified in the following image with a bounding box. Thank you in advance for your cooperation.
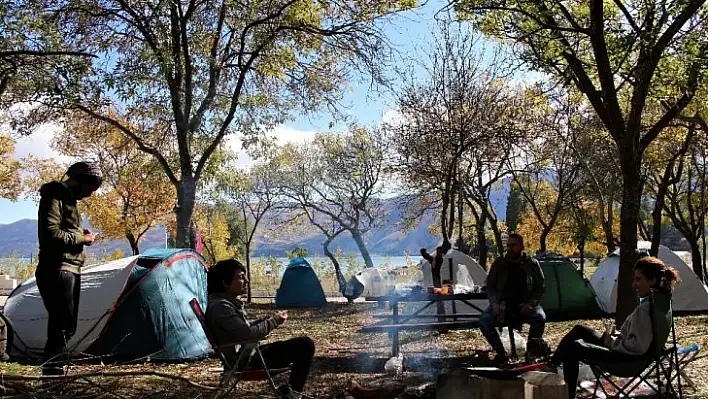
[252,255,423,276]
[0,254,423,280]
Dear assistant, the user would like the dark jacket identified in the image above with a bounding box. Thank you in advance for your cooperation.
[486,252,545,307]
[37,181,88,274]
[205,293,281,365]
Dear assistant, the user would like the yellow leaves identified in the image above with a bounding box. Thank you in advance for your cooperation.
[516,201,614,257]
[0,134,21,200]
[55,111,175,250]
[192,205,237,264]
[20,156,64,201]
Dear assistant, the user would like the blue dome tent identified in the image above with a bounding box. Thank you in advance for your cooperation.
[275,257,326,308]
[5,248,212,362]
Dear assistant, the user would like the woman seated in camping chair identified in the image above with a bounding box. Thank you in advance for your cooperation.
[205,259,316,398]
[546,256,680,399]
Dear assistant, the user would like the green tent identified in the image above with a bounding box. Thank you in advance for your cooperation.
[539,256,604,321]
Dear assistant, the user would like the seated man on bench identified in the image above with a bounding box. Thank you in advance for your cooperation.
[205,259,315,398]
[480,233,546,365]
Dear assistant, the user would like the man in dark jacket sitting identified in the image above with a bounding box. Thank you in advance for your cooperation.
[480,233,546,364]
[205,259,315,398]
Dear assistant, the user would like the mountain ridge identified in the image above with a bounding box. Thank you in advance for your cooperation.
[0,192,510,258]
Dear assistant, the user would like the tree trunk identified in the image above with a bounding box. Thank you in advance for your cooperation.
[477,207,489,271]
[245,242,252,303]
[323,235,346,293]
[448,185,456,241]
[649,186,667,257]
[351,229,374,268]
[605,202,616,254]
[458,184,464,239]
[578,240,585,276]
[616,157,643,325]
[487,211,505,256]
[175,177,197,248]
[689,240,705,283]
[441,187,450,244]
[638,217,651,241]
[539,225,551,254]
[126,232,140,255]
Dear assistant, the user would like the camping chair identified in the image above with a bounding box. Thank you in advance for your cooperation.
[188,298,291,398]
[671,344,703,390]
[576,291,683,399]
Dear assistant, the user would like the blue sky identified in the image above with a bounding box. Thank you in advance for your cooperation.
[1,1,517,225]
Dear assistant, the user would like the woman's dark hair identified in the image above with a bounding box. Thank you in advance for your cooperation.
[634,256,681,294]
[207,259,247,294]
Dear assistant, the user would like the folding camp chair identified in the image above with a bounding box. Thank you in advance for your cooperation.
[576,291,683,399]
[671,344,703,390]
[189,298,291,398]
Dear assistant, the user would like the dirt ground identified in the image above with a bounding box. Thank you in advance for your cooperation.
[1,301,707,398]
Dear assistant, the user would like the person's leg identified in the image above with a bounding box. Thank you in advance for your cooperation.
[36,270,73,374]
[524,306,546,340]
[550,324,603,365]
[549,325,605,399]
[255,336,315,393]
[432,267,442,288]
[479,306,505,358]
[562,353,581,399]
[431,267,446,322]
[69,272,80,339]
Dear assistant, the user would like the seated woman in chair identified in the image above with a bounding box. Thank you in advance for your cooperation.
[547,256,680,399]
[205,259,315,398]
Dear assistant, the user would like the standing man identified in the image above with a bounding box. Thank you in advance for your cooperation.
[36,162,102,375]
[479,233,546,364]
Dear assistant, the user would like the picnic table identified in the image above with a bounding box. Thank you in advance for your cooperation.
[360,291,488,356]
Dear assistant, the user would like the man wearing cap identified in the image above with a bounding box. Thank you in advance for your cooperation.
[36,161,102,375]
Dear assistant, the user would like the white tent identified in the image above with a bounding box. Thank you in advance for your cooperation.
[420,249,489,315]
[5,256,138,357]
[590,241,708,313]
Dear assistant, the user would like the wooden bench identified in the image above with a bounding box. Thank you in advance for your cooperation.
[359,292,488,356]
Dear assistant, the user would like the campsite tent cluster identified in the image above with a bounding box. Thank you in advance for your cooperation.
[2,241,708,362]
[417,243,708,320]
[2,252,327,362]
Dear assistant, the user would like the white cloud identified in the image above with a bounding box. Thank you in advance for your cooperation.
[12,122,70,161]
[380,109,403,128]
[224,124,319,169]
[270,125,318,144]
[9,116,320,170]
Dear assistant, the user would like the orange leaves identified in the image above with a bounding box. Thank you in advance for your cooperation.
[54,112,176,251]
[0,134,22,200]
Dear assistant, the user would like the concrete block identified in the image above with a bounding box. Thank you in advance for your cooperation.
[436,369,525,399]
[522,371,567,399]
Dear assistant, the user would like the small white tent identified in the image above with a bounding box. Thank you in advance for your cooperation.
[5,256,139,357]
[420,249,489,315]
[421,248,488,287]
[590,241,708,313]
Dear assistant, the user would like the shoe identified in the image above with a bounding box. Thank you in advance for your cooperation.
[277,384,301,399]
[537,362,558,373]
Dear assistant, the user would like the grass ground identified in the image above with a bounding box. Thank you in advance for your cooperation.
[1,300,707,398]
